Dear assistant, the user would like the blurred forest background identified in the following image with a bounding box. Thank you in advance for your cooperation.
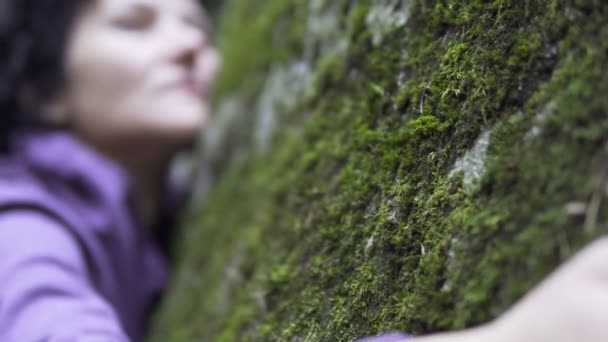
[151,0,608,341]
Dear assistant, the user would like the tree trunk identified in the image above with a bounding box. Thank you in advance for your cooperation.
[150,0,608,341]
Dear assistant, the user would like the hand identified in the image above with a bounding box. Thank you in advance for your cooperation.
[492,236,608,342]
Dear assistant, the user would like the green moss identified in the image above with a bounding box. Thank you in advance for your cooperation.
[150,0,608,341]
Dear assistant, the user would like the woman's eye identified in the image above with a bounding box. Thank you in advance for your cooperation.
[114,14,152,31]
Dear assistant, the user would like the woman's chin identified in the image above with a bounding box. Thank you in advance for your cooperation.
[153,102,209,133]
[89,105,210,161]
[173,107,209,134]
[161,110,208,147]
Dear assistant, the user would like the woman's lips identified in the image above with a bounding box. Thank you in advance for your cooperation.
[176,78,199,94]
[167,74,201,96]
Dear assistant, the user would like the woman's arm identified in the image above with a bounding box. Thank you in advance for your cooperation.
[0,210,130,341]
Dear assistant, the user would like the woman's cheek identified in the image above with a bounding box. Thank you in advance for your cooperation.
[196,48,221,98]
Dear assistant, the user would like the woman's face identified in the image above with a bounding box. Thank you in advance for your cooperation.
[51,0,220,162]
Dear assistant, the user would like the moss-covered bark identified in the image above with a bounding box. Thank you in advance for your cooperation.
[151,0,608,341]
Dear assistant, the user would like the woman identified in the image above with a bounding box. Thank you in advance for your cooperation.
[1,0,607,341]
[0,0,219,340]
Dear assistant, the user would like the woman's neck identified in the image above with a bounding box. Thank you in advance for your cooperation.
[75,134,174,228]
[123,159,168,228]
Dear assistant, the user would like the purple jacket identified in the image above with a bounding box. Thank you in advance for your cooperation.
[0,130,175,341]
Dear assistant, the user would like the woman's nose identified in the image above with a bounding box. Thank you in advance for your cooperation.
[168,24,209,67]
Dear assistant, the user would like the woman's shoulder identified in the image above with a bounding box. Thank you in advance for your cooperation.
[0,156,52,204]
[0,156,81,228]
[0,131,131,225]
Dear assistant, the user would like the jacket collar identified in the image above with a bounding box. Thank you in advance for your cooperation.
[11,129,188,249]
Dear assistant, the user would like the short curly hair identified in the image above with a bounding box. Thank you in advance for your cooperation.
[0,0,85,153]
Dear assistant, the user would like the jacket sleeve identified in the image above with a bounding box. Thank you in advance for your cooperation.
[0,210,130,342]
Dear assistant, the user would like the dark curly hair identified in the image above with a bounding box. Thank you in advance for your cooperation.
[0,0,85,153]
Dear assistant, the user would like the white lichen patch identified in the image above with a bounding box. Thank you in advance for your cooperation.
[441,237,462,292]
[305,0,348,63]
[366,0,411,46]
[364,235,376,253]
[397,71,408,88]
[254,61,313,153]
[203,95,247,159]
[214,248,246,316]
[448,129,492,190]
[447,237,459,260]
[526,101,556,139]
